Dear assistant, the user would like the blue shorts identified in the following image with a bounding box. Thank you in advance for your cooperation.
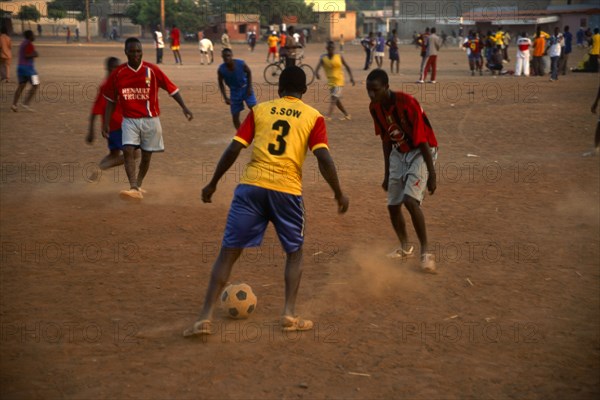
[230,88,257,115]
[17,65,39,85]
[108,129,123,151]
[222,184,305,253]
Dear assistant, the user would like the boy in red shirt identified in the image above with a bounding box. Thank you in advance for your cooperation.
[367,69,438,273]
[87,57,127,170]
[170,24,182,65]
[102,37,193,199]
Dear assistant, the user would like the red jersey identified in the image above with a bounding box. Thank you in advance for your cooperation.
[369,91,438,153]
[92,78,123,132]
[465,37,482,55]
[102,61,179,118]
[171,28,181,46]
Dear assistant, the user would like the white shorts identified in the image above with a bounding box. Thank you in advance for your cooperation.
[374,51,385,57]
[122,117,164,152]
[388,147,437,205]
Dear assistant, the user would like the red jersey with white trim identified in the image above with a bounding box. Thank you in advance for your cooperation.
[92,78,123,132]
[234,96,329,195]
[102,61,179,118]
[517,37,532,52]
[369,91,438,153]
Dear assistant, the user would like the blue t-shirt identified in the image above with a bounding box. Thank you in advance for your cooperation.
[376,37,385,52]
[563,31,572,54]
[218,59,247,89]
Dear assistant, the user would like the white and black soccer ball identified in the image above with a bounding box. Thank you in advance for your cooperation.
[220,283,257,319]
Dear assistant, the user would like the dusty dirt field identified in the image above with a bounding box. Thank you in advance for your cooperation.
[0,38,599,399]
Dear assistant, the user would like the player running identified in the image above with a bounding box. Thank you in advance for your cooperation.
[366,69,438,273]
[315,40,355,120]
[102,38,193,199]
[183,66,349,337]
[218,48,257,129]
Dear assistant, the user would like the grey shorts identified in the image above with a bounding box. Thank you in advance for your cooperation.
[329,86,342,99]
[388,147,438,205]
[121,117,164,152]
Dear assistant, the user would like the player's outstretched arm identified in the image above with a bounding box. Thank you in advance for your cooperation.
[102,101,116,139]
[418,142,437,195]
[381,139,392,191]
[341,57,355,85]
[171,92,193,121]
[315,57,323,80]
[87,114,97,144]
[202,140,245,203]
[313,148,349,214]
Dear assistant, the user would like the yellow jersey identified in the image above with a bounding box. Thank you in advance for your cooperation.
[234,97,329,195]
[267,35,279,48]
[321,54,345,87]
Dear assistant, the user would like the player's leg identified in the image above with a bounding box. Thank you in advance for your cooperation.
[386,150,414,258]
[401,150,436,272]
[268,190,313,331]
[119,119,143,198]
[282,247,303,317]
[177,50,183,65]
[11,82,26,110]
[388,204,410,250]
[99,129,124,170]
[196,247,243,322]
[136,150,152,188]
[122,145,139,188]
[22,83,38,106]
[230,93,244,129]
[403,197,428,254]
[185,185,271,337]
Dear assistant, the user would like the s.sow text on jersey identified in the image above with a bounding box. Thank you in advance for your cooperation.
[270,107,302,118]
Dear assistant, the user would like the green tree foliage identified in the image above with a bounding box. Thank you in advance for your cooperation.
[126,0,210,32]
[18,5,41,23]
[217,0,315,25]
[47,2,67,21]
[125,0,315,33]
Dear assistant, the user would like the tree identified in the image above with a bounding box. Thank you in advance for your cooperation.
[47,2,67,36]
[218,0,315,25]
[18,5,41,32]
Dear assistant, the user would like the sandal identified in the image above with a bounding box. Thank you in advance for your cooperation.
[281,315,314,332]
[183,319,212,337]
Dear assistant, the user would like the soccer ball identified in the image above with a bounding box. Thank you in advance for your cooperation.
[220,283,257,319]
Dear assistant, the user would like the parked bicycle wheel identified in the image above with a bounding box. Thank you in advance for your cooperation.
[264,63,283,85]
[299,63,315,85]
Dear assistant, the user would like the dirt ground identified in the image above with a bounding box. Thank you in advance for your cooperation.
[0,37,599,399]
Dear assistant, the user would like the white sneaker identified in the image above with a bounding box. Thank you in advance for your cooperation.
[427,80,436,84]
[387,245,415,259]
[421,253,437,274]
[416,80,425,84]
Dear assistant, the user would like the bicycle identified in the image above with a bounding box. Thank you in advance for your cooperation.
[263,53,315,86]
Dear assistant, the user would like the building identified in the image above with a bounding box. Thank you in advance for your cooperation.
[202,13,260,44]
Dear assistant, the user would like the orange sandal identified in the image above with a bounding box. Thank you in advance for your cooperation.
[183,319,212,337]
[281,315,314,332]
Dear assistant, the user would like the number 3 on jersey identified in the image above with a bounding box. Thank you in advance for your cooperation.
[268,120,290,156]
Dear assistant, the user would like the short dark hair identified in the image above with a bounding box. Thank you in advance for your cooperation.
[222,48,233,55]
[279,66,306,93]
[106,56,120,69]
[366,69,389,86]
[24,30,34,40]
[124,37,141,50]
